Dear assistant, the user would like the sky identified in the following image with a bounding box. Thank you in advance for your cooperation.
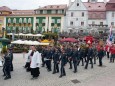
[0,0,107,10]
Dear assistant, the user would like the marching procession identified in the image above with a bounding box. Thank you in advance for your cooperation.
[22,39,115,80]
[1,32,115,80]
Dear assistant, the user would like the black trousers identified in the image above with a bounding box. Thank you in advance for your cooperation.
[85,57,93,69]
[53,62,59,73]
[110,54,115,63]
[93,56,96,64]
[3,65,6,76]
[107,52,109,58]
[31,67,40,77]
[42,57,45,66]
[5,65,11,78]
[25,62,31,71]
[69,60,72,68]
[99,56,103,66]
[60,64,66,76]
[73,62,77,72]
[78,58,84,66]
[46,60,51,71]
[10,61,13,71]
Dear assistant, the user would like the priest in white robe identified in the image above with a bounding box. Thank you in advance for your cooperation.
[30,46,42,79]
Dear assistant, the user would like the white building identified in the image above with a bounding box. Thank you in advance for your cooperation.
[65,0,88,32]
[106,0,115,28]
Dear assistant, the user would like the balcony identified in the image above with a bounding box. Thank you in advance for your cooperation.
[88,24,108,27]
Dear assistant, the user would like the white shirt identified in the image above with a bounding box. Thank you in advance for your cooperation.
[30,51,42,68]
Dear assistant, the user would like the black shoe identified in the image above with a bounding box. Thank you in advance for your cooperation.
[85,67,87,69]
[31,77,35,80]
[11,70,13,71]
[59,75,62,78]
[69,68,72,69]
[4,77,11,80]
[98,65,102,67]
[63,74,66,76]
[73,71,77,73]
[2,75,6,77]
[52,72,56,74]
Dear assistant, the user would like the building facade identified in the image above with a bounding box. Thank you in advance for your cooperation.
[34,5,67,33]
[0,0,115,35]
[66,0,88,32]
[106,0,115,28]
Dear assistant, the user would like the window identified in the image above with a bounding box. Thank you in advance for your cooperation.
[40,10,43,14]
[111,22,114,26]
[100,22,103,25]
[77,3,79,6]
[19,18,22,23]
[82,12,84,17]
[56,10,58,14]
[112,12,114,17]
[71,12,74,17]
[81,22,84,26]
[24,18,27,23]
[57,19,61,23]
[13,18,16,23]
[42,19,45,23]
[70,21,73,26]
[47,10,51,14]
[8,18,11,23]
[0,12,2,14]
[36,19,39,23]
[28,18,31,23]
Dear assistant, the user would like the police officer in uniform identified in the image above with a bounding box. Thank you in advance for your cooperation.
[72,46,79,73]
[52,48,60,74]
[45,47,53,72]
[68,46,73,69]
[59,50,67,78]
[85,45,93,69]
[3,48,12,80]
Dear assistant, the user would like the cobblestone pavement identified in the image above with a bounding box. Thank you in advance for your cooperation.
[0,53,115,86]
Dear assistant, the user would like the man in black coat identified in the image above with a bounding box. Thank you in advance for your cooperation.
[45,47,53,72]
[52,48,60,74]
[72,46,79,73]
[68,47,73,69]
[77,45,84,66]
[59,50,67,78]
[85,46,93,69]
[3,48,12,80]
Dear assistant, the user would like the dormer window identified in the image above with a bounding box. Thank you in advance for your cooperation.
[98,6,101,7]
[77,3,79,6]
[50,6,53,8]
[89,6,91,8]
[57,6,59,8]
[44,6,47,8]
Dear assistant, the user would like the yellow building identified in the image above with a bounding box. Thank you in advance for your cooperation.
[0,6,12,37]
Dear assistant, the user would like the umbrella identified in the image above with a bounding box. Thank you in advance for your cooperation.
[41,40,50,43]
[11,40,25,44]
[33,34,44,37]
[0,38,11,46]
[39,43,49,45]
[59,38,78,42]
